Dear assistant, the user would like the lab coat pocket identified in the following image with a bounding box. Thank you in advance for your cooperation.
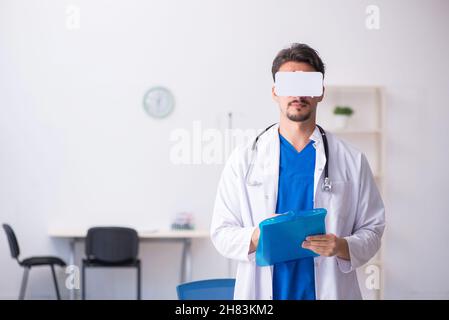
[326,181,354,233]
[246,180,269,225]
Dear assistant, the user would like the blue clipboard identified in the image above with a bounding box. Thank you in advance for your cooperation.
[256,208,327,266]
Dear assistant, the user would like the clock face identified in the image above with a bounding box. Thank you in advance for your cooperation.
[143,86,175,119]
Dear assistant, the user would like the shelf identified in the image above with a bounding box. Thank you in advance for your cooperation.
[330,129,382,135]
[324,85,384,92]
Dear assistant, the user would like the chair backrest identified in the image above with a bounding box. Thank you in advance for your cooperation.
[2,224,20,259]
[177,278,236,300]
[85,227,139,264]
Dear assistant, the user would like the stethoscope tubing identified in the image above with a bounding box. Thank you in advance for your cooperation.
[247,123,331,192]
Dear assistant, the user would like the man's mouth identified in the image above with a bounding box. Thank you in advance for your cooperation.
[289,101,308,108]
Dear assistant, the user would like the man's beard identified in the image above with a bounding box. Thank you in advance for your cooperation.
[286,100,312,122]
[287,109,312,122]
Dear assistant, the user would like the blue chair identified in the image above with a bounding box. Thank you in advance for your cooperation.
[177,278,236,300]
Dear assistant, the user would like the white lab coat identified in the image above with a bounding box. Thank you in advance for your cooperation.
[210,124,385,300]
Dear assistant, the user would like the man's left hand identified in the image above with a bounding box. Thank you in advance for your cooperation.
[302,233,350,260]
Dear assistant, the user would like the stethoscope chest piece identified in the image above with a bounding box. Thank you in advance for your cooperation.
[322,177,332,192]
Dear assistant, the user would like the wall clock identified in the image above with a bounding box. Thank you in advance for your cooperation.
[143,86,175,119]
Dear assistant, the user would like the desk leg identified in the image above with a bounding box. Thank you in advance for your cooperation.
[69,238,77,300]
[180,239,192,284]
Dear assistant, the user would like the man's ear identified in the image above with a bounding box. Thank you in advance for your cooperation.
[317,86,325,102]
[272,85,279,102]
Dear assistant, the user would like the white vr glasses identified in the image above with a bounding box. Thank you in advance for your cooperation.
[274,71,323,97]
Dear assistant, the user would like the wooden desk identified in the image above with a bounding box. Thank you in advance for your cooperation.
[49,228,209,299]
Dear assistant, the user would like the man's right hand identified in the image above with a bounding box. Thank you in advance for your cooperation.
[248,214,279,254]
[249,227,260,254]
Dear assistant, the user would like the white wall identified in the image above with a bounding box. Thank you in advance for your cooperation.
[1,0,448,299]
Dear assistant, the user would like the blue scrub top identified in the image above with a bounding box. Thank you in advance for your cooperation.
[272,133,316,300]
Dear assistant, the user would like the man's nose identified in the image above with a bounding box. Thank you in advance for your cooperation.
[291,96,308,101]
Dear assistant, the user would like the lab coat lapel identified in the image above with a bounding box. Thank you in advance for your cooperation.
[261,124,280,215]
[312,126,328,206]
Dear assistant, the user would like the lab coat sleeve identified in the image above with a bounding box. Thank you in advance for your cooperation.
[337,154,386,273]
[210,149,257,262]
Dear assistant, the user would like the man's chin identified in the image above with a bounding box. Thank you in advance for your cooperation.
[286,111,311,122]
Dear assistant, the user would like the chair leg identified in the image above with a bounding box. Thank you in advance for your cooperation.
[50,265,61,300]
[81,263,86,300]
[137,261,141,300]
[19,267,30,300]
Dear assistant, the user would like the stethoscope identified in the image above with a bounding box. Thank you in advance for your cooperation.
[245,123,332,192]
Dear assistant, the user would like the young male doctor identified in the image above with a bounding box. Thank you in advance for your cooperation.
[210,43,386,300]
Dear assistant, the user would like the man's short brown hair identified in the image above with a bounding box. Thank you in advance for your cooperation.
[272,43,325,81]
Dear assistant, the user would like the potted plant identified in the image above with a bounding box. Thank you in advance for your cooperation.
[333,105,354,129]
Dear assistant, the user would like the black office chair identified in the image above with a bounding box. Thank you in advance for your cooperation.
[2,223,66,300]
[82,226,141,300]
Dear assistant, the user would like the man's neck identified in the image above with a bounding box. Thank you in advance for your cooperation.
[278,117,316,152]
